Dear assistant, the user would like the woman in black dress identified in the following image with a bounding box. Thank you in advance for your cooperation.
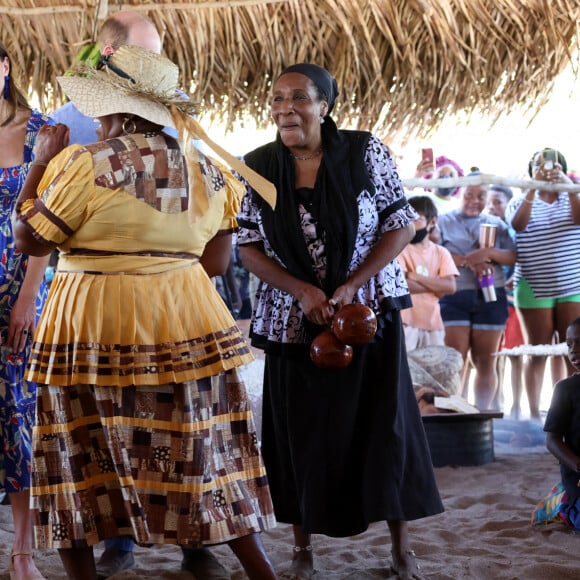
[237,63,443,579]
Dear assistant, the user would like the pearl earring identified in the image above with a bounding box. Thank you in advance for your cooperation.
[319,117,325,124]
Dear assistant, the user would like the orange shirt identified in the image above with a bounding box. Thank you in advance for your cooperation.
[398,241,459,331]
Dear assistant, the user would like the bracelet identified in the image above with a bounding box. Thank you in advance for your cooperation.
[30,160,48,167]
[522,197,534,204]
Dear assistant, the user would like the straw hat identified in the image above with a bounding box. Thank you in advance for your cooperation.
[57,44,277,213]
[57,45,194,129]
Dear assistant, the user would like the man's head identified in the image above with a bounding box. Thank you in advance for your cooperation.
[98,10,162,56]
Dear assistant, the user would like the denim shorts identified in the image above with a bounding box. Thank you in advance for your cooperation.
[514,277,580,309]
[440,288,508,331]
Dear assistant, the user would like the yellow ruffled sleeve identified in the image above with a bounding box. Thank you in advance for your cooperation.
[20,144,94,245]
[212,156,245,231]
[185,153,245,253]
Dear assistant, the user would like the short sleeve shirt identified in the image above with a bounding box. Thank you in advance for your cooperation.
[398,242,459,330]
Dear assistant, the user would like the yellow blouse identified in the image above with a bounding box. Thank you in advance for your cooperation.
[21,135,253,387]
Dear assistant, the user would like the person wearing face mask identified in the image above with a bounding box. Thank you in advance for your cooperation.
[411,155,464,218]
[398,196,459,350]
[436,178,455,198]
[437,180,517,410]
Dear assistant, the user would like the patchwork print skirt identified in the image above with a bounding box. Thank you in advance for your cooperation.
[30,369,275,549]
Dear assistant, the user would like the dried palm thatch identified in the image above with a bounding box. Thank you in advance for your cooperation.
[1,0,579,140]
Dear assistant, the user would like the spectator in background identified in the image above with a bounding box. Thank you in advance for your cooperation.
[438,180,516,410]
[542,316,580,531]
[398,196,458,350]
[506,148,580,420]
[215,243,253,321]
[230,242,253,319]
[411,154,464,218]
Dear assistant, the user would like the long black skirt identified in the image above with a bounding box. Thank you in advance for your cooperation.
[260,310,444,537]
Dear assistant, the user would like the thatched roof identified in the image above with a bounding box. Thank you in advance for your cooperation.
[2,0,580,139]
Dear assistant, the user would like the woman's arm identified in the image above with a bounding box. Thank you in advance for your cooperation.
[238,242,333,327]
[546,431,580,473]
[465,247,517,267]
[551,167,580,224]
[13,124,70,256]
[508,192,535,232]
[330,224,414,307]
[12,164,57,256]
[568,192,580,224]
[200,233,233,277]
[448,252,467,268]
[6,255,49,352]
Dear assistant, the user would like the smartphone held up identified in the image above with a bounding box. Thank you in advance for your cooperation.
[421,147,434,171]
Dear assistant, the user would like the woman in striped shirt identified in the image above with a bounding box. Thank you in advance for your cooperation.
[506,148,580,419]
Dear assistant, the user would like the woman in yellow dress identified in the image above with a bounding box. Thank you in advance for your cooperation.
[12,46,277,580]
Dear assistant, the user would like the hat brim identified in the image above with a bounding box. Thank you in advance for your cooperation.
[57,75,175,130]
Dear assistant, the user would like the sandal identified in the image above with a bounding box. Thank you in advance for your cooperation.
[390,549,424,580]
[9,550,47,580]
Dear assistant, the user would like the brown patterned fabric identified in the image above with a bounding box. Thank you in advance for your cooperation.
[23,132,272,550]
[91,134,189,213]
[31,369,275,548]
[28,324,252,387]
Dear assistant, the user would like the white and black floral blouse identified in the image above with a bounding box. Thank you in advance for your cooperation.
[237,134,416,345]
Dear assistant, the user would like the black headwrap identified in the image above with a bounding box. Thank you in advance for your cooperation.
[278,63,339,116]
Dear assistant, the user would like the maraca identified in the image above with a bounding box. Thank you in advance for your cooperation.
[310,329,353,369]
[331,303,377,346]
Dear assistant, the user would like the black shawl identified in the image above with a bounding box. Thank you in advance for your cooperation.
[243,117,374,299]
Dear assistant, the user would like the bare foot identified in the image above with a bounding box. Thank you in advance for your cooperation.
[280,555,316,579]
[391,549,424,580]
[10,552,46,579]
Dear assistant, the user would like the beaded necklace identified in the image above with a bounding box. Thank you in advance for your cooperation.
[290,149,322,161]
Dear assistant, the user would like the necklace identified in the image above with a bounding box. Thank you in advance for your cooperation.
[290,149,322,161]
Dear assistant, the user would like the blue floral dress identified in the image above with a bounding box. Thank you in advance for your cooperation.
[0,110,50,493]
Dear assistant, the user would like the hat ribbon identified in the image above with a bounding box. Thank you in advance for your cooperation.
[172,110,277,210]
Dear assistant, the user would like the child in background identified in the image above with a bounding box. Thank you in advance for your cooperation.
[542,316,580,530]
[398,196,459,350]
